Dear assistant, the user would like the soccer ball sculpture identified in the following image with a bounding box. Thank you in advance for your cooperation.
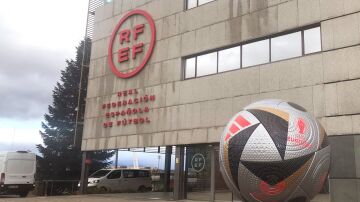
[220,99,330,202]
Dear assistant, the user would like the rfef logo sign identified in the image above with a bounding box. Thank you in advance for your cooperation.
[108,10,156,79]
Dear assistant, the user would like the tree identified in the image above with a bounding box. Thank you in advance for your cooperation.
[37,39,114,180]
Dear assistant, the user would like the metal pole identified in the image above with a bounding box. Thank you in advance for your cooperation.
[79,151,89,194]
[50,181,53,196]
[164,146,172,192]
[44,181,48,196]
[115,149,118,168]
[174,145,185,200]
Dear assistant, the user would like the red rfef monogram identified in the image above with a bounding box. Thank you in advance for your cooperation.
[108,9,156,79]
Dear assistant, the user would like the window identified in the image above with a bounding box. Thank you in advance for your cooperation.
[242,39,269,67]
[90,169,111,178]
[123,170,135,178]
[186,0,216,9]
[185,57,196,78]
[107,170,122,179]
[198,0,215,5]
[218,46,241,72]
[187,0,197,9]
[271,32,302,62]
[304,27,321,54]
[196,52,217,77]
[137,170,150,177]
[183,25,322,79]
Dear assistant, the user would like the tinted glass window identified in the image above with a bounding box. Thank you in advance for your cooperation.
[107,170,122,179]
[198,0,215,6]
[138,170,150,177]
[185,57,196,79]
[187,0,197,9]
[242,39,269,67]
[304,27,321,54]
[271,32,302,62]
[90,169,111,178]
[123,170,135,178]
[196,52,217,77]
[218,46,241,72]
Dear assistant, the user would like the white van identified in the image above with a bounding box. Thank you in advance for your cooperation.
[0,151,36,197]
[85,168,152,193]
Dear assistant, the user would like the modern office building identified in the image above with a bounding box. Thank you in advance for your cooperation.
[81,0,360,201]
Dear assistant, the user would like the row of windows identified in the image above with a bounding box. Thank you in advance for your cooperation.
[186,0,216,9]
[107,170,150,179]
[184,26,322,79]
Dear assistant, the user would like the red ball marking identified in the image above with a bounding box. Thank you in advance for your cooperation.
[259,181,286,196]
[229,124,240,134]
[297,118,305,134]
[235,115,251,128]
[224,133,231,141]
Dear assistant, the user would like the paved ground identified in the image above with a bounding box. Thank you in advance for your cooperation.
[0,192,330,202]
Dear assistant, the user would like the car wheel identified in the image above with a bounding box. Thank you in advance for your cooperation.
[99,187,108,193]
[138,186,146,192]
[19,191,28,197]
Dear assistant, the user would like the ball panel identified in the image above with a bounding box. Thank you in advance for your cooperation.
[247,108,289,160]
[228,123,260,187]
[241,124,282,162]
[284,113,318,160]
[299,146,330,199]
[241,153,314,186]
[286,102,307,112]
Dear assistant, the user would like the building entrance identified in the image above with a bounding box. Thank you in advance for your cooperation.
[185,144,212,200]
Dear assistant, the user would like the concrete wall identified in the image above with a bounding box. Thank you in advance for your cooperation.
[82,1,360,200]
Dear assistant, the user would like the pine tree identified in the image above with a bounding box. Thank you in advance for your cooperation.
[37,39,114,180]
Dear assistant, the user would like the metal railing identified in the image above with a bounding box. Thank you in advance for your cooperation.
[35,180,79,196]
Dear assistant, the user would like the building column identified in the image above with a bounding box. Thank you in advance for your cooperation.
[329,135,360,202]
[79,151,89,194]
[173,145,185,200]
[164,146,172,192]
[210,145,216,202]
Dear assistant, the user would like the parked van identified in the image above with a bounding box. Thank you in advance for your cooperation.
[0,151,36,197]
[84,168,152,193]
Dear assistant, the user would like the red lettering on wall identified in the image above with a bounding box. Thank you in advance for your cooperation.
[132,43,144,59]
[101,88,153,128]
[133,24,145,40]
[108,10,156,79]
[119,29,130,44]
[150,95,155,101]
[118,47,130,63]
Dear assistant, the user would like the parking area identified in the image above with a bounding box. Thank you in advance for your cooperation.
[0,193,330,202]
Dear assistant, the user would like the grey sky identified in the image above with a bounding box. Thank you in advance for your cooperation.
[0,0,88,121]
[0,0,88,150]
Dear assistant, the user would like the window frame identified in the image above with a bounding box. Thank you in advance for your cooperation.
[106,170,122,179]
[303,27,322,55]
[185,0,216,10]
[196,51,218,77]
[123,170,136,178]
[183,24,321,80]
[270,31,303,62]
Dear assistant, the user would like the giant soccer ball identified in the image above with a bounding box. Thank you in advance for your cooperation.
[219,99,330,202]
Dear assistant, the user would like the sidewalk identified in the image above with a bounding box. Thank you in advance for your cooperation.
[0,192,330,202]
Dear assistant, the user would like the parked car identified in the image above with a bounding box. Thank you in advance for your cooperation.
[80,168,152,193]
[0,151,36,197]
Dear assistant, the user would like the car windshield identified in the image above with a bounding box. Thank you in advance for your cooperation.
[89,169,111,178]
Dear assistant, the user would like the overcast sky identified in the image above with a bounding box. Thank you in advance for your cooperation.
[0,0,167,169]
[0,0,89,152]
